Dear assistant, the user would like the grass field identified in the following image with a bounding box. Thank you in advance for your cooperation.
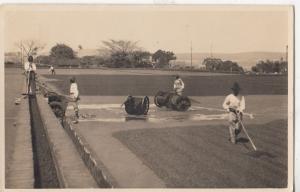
[113,119,287,188]
[43,74,287,96]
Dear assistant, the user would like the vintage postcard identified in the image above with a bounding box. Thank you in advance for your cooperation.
[2,4,294,191]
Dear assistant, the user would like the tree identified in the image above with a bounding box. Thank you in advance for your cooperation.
[35,55,51,65]
[202,58,223,71]
[251,66,258,73]
[99,40,152,68]
[50,44,75,59]
[130,51,152,68]
[202,58,244,73]
[108,51,131,68]
[152,49,176,68]
[15,40,45,64]
[99,39,140,56]
[99,39,139,68]
[80,56,105,68]
[251,59,287,74]
[15,40,45,56]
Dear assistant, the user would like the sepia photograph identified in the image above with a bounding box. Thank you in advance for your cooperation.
[3,4,294,189]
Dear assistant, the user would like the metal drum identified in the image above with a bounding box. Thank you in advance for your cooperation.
[153,91,169,107]
[124,96,150,115]
[154,91,191,111]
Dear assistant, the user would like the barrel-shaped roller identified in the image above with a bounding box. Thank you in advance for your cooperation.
[124,96,150,115]
[154,91,191,111]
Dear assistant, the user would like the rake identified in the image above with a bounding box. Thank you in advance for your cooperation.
[237,113,257,151]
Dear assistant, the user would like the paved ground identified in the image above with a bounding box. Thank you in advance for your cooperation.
[5,68,34,188]
[41,71,288,188]
[5,68,24,167]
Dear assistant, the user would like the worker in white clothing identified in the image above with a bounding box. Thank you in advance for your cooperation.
[69,76,80,124]
[49,65,55,75]
[222,82,245,144]
[23,55,37,96]
[173,75,185,96]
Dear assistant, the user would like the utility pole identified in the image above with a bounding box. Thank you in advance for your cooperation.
[190,41,193,68]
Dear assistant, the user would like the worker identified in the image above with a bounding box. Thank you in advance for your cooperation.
[222,82,245,144]
[49,65,55,75]
[23,55,37,96]
[173,75,185,96]
[69,76,80,124]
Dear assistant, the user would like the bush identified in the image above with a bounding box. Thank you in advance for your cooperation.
[35,55,51,65]
[152,49,176,68]
[202,58,244,73]
[50,57,80,68]
[80,56,106,68]
[252,59,287,74]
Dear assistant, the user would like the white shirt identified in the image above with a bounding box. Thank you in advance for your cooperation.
[50,66,54,70]
[24,62,37,72]
[222,94,245,112]
[70,83,79,98]
[174,78,185,91]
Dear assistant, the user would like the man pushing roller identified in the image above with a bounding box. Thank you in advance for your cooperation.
[173,75,184,96]
[223,82,245,144]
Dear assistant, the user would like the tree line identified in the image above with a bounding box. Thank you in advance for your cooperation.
[251,59,287,74]
[34,40,177,69]
[202,57,244,73]
[34,40,245,73]
[12,39,281,74]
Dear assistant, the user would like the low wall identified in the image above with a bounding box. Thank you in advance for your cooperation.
[34,95,68,187]
[35,84,112,187]
[62,119,114,187]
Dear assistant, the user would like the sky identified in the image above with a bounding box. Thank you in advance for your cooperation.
[3,5,292,54]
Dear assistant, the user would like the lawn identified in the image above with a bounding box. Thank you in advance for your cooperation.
[113,119,287,188]
[43,74,287,96]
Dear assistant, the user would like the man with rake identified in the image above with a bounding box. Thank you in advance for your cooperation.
[223,82,245,144]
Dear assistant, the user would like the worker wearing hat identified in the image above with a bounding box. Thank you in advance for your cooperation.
[173,75,185,96]
[222,82,245,144]
[70,76,80,124]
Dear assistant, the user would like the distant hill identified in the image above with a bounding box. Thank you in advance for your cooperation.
[175,52,286,70]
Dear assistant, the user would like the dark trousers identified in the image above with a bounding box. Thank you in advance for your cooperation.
[27,71,36,95]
